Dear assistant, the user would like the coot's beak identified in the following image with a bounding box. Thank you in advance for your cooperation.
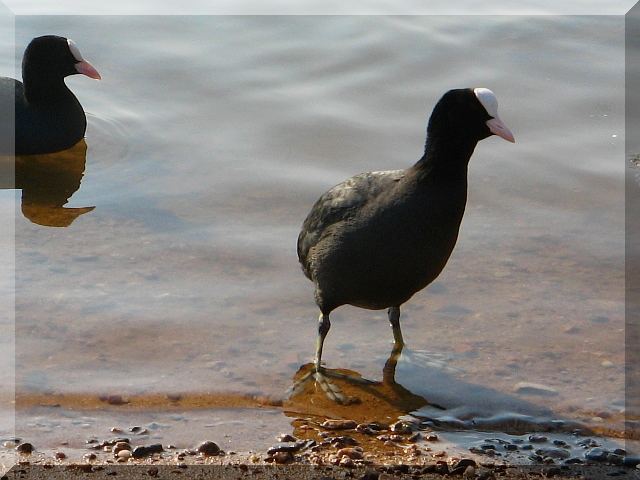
[486,116,515,143]
[75,60,101,80]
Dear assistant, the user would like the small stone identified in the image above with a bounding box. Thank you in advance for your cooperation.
[277,434,297,442]
[535,448,570,459]
[83,453,97,462]
[16,443,34,454]
[514,382,558,396]
[390,421,413,434]
[564,457,583,465]
[320,419,357,430]
[132,444,163,458]
[329,435,358,447]
[337,447,363,460]
[113,442,132,454]
[110,427,123,433]
[585,447,609,462]
[528,434,548,443]
[54,451,66,460]
[117,449,132,459]
[272,451,293,464]
[424,433,439,441]
[450,458,476,475]
[197,441,220,456]
[267,442,304,455]
[504,444,518,451]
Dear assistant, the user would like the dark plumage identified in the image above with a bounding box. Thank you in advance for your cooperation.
[0,35,101,155]
[297,88,514,373]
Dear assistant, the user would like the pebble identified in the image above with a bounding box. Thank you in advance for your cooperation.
[113,442,132,454]
[117,449,132,459]
[277,434,297,442]
[585,447,609,462]
[535,447,570,459]
[390,421,413,434]
[83,453,97,462]
[328,436,358,448]
[528,434,548,443]
[337,447,363,460]
[514,382,558,396]
[266,441,304,455]
[376,434,404,443]
[197,441,220,456]
[132,444,164,458]
[321,419,357,430]
[16,443,33,454]
[424,433,439,442]
[110,427,123,433]
[54,451,66,460]
[450,458,476,475]
[271,451,293,464]
[577,438,599,448]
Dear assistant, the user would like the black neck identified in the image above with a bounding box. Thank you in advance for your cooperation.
[23,67,72,105]
[412,133,478,181]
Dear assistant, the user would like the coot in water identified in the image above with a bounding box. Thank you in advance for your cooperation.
[0,35,101,155]
[297,88,514,395]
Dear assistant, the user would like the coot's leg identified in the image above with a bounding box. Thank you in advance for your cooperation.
[388,305,404,347]
[314,313,331,370]
[383,306,405,383]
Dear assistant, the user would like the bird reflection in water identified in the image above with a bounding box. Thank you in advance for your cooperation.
[0,139,95,227]
[285,339,443,428]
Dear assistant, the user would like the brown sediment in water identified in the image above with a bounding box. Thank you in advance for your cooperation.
[15,391,283,411]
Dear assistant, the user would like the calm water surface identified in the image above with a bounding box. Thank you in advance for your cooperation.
[0,15,629,460]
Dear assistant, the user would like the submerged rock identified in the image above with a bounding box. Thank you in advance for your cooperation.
[196,441,220,456]
[321,419,357,430]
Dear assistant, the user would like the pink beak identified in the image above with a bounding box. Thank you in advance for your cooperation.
[75,60,101,80]
[486,116,515,143]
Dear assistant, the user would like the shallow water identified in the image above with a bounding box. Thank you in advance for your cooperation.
[0,15,630,462]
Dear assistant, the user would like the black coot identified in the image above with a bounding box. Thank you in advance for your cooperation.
[0,35,101,155]
[298,88,515,377]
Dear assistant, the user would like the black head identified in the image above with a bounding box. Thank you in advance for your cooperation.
[22,35,101,85]
[427,88,514,144]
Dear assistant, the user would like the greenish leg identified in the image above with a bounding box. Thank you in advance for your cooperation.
[383,306,404,383]
[314,313,331,371]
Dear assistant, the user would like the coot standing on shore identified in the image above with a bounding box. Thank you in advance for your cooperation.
[0,35,101,155]
[297,88,514,396]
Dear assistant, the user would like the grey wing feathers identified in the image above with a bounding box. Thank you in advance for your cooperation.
[297,169,404,278]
